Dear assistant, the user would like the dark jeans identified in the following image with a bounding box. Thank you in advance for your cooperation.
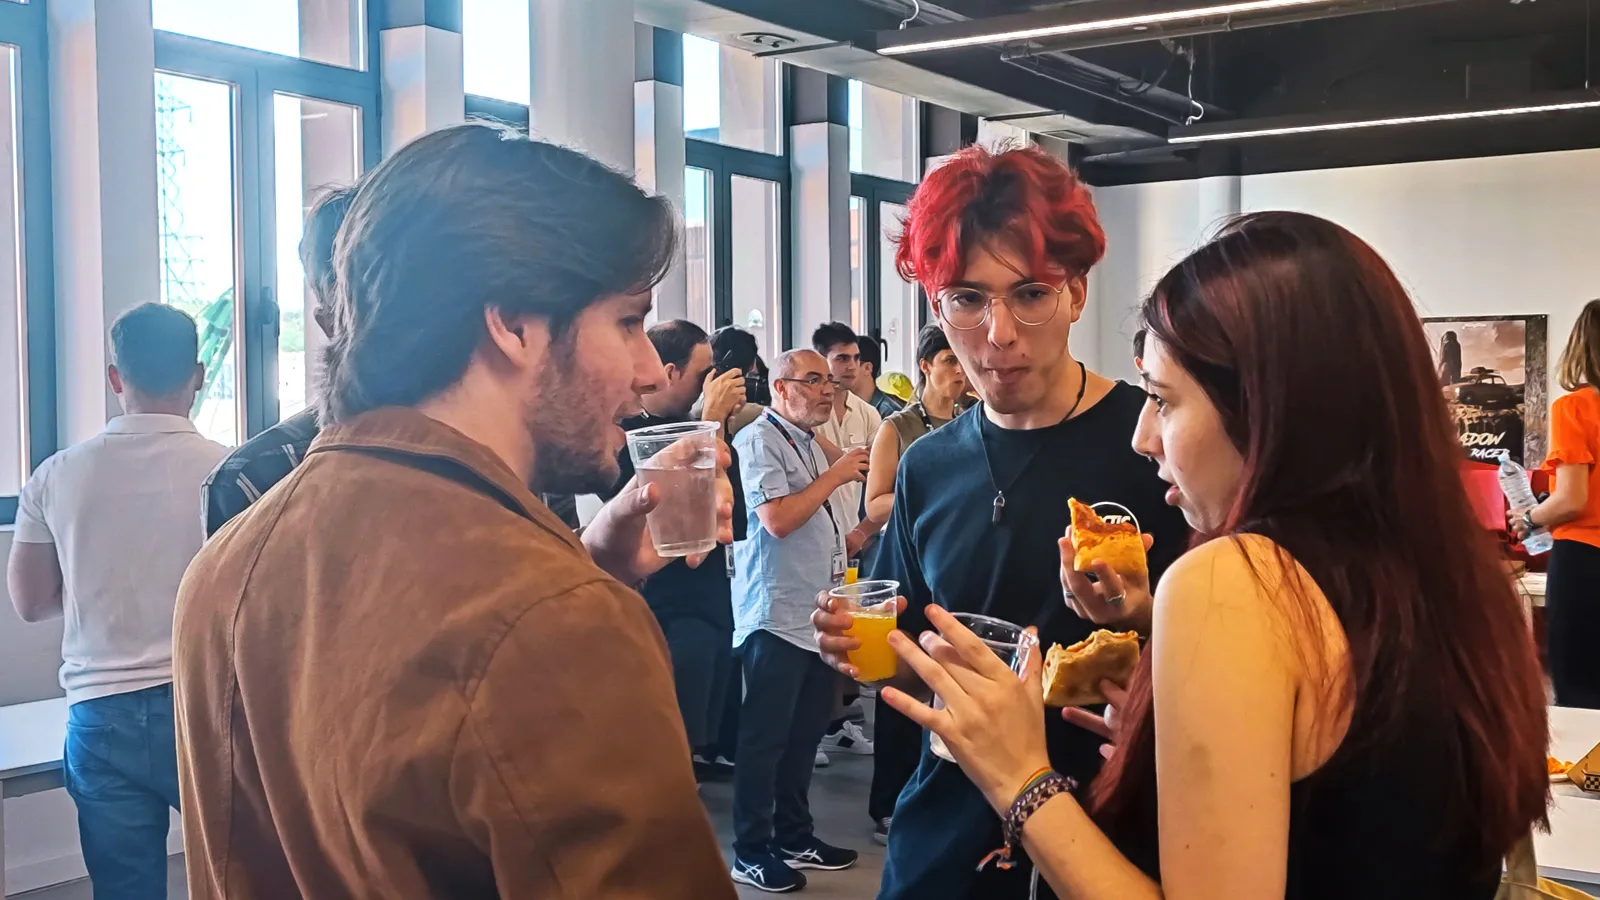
[869,694,923,822]
[63,684,180,900]
[732,629,838,856]
[661,616,735,747]
[1548,540,1600,709]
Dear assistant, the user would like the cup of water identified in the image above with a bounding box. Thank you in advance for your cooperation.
[928,612,1038,763]
[625,420,720,557]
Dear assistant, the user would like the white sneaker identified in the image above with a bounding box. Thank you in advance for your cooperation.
[820,720,875,756]
[814,749,831,768]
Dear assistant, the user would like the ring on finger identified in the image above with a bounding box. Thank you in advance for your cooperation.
[1105,593,1126,605]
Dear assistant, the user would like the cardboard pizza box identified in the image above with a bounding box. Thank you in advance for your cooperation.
[1573,741,1600,793]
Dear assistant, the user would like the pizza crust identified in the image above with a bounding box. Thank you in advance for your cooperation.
[1041,629,1141,708]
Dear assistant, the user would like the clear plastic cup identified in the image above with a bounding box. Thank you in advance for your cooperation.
[929,612,1038,763]
[624,420,720,557]
[830,580,901,683]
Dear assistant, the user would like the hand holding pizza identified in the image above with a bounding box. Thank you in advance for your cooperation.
[1060,498,1156,629]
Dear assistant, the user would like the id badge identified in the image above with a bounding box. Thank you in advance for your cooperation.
[725,547,736,579]
[830,550,848,588]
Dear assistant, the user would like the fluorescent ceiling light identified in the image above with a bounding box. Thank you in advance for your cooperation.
[878,0,1333,55]
[1169,98,1600,143]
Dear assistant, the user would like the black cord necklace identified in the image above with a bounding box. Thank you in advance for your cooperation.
[980,360,1088,526]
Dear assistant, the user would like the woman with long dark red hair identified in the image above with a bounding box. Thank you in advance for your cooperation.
[880,211,1550,899]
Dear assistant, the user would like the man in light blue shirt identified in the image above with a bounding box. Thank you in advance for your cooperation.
[729,349,873,892]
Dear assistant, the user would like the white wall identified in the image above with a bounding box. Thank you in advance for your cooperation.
[1089,148,1600,391]
[0,532,183,893]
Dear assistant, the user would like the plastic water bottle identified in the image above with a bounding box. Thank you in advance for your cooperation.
[1497,456,1554,555]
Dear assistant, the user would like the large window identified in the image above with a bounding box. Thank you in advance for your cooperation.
[849,177,918,378]
[683,34,782,155]
[152,0,365,70]
[850,79,919,183]
[686,140,789,359]
[155,21,378,443]
[684,166,713,329]
[272,94,361,419]
[155,73,241,444]
[463,0,530,105]
[0,0,53,512]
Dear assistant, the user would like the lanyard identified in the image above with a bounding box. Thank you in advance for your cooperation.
[764,411,842,543]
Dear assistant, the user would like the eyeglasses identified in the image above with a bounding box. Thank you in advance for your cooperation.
[778,374,840,389]
[934,282,1065,331]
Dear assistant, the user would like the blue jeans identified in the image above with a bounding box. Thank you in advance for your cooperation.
[63,684,180,900]
[732,630,839,857]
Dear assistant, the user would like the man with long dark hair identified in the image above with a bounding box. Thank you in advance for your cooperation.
[812,145,1188,899]
[174,125,736,899]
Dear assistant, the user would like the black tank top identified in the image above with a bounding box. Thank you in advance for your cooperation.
[1110,701,1501,899]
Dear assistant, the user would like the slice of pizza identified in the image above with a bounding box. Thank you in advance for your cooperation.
[1069,498,1148,582]
[1042,629,1141,708]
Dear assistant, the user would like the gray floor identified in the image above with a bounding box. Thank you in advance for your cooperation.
[706,753,886,899]
[18,755,886,900]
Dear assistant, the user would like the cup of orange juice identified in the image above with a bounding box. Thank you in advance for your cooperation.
[830,579,901,683]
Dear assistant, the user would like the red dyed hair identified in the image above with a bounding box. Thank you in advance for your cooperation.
[895,144,1105,293]
[1092,212,1549,865]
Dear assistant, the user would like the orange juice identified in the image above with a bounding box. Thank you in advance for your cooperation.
[845,566,859,585]
[846,611,898,683]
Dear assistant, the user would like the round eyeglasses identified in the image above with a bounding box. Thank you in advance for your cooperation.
[934,282,1064,331]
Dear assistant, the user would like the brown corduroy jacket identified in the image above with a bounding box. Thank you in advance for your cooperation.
[173,408,735,899]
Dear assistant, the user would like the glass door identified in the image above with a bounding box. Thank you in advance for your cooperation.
[687,138,791,353]
[155,29,379,438]
[684,166,714,330]
[272,93,361,418]
[729,175,782,360]
[878,200,914,374]
[851,174,918,381]
[155,71,244,446]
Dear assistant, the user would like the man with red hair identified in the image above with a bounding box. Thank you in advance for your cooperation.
[814,144,1188,899]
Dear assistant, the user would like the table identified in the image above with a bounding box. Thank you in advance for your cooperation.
[1539,705,1600,887]
[0,697,68,896]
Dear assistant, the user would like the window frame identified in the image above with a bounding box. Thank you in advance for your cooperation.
[153,25,381,441]
[685,137,792,349]
[0,0,53,523]
[850,172,917,355]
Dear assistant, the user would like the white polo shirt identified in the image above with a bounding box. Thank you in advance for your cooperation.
[15,414,228,705]
[815,391,883,534]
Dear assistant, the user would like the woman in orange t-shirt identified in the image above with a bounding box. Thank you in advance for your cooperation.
[1516,299,1600,708]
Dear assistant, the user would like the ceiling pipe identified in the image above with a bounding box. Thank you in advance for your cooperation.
[1001,53,1194,125]
[870,0,1464,56]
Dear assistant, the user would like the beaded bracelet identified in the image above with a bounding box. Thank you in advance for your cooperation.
[977,769,1079,872]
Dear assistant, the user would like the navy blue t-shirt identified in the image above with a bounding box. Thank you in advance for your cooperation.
[871,382,1189,900]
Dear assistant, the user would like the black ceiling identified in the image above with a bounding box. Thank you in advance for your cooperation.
[706,0,1600,182]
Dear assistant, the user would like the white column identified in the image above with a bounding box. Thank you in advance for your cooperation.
[379,24,464,155]
[633,24,685,323]
[790,123,851,339]
[790,70,851,344]
[1197,174,1242,239]
[48,0,160,443]
[531,0,634,173]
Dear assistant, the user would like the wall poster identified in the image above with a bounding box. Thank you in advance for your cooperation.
[1421,315,1547,466]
